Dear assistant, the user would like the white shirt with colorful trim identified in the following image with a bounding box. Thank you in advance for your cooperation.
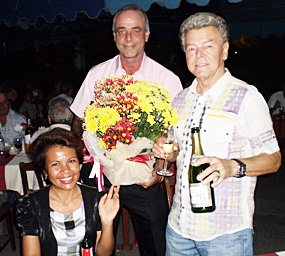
[169,69,279,241]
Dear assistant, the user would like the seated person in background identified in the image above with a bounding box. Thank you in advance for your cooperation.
[0,189,20,204]
[30,98,73,143]
[0,92,26,144]
[0,82,18,110]
[46,80,61,105]
[18,89,38,121]
[49,81,73,105]
[268,82,285,116]
[16,128,120,256]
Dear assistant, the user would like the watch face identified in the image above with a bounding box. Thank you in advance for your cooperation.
[232,159,246,178]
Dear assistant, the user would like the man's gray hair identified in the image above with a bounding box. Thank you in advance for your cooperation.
[112,4,150,33]
[179,12,229,51]
[48,98,72,124]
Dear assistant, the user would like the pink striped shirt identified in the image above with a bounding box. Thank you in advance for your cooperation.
[71,53,182,118]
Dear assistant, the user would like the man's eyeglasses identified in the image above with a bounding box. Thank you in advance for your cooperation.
[0,100,9,106]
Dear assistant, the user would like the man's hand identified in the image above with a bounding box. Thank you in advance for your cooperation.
[193,156,238,188]
[151,136,179,163]
[137,170,164,189]
[137,137,179,189]
[137,158,164,188]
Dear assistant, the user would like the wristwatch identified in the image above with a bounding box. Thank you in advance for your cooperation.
[232,158,246,178]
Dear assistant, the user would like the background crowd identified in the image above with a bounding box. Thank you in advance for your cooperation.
[1,36,284,133]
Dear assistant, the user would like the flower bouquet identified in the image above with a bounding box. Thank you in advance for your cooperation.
[83,75,178,185]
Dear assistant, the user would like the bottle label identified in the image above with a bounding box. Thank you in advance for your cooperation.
[0,143,5,151]
[25,134,31,143]
[81,248,93,256]
[190,183,212,207]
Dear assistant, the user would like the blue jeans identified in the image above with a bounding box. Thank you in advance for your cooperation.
[166,223,253,256]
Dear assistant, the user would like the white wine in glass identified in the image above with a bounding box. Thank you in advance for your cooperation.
[157,127,175,176]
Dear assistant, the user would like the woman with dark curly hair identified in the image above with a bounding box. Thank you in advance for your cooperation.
[16,128,120,256]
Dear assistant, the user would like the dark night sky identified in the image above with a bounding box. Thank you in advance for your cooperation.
[145,0,285,39]
[0,0,284,100]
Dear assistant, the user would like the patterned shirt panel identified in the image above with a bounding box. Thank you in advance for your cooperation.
[50,202,85,255]
[169,69,279,241]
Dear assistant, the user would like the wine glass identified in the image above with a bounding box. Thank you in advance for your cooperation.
[156,127,175,176]
[13,137,22,156]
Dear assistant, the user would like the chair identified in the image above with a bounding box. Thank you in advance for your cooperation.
[163,175,176,209]
[116,208,134,250]
[161,162,176,209]
[19,162,45,194]
[0,202,16,252]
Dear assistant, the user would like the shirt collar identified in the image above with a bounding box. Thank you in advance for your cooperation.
[114,53,146,80]
[190,68,231,100]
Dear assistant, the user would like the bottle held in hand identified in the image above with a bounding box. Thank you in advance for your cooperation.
[81,238,93,256]
[188,127,215,213]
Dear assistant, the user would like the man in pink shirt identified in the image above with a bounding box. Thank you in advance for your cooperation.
[70,4,182,256]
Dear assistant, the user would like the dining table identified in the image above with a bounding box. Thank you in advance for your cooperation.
[0,152,39,195]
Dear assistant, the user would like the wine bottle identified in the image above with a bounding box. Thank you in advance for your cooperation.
[81,238,93,256]
[188,127,215,213]
[0,132,5,155]
[24,119,33,153]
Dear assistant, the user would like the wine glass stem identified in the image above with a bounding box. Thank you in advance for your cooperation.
[164,157,167,170]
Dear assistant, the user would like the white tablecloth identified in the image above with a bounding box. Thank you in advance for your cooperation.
[4,154,40,195]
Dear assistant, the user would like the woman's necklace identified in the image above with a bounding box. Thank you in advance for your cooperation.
[49,186,81,213]
[52,201,65,213]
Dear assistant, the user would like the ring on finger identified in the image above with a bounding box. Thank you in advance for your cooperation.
[215,170,220,176]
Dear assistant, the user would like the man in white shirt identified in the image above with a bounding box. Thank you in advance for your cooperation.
[268,82,285,116]
[0,92,26,144]
[49,81,73,105]
[153,12,281,256]
[30,98,72,143]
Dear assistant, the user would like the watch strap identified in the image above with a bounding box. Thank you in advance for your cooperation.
[232,158,246,178]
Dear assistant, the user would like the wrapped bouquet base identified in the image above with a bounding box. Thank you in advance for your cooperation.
[83,131,156,185]
[83,75,178,187]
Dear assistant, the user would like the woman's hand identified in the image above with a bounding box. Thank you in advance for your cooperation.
[98,185,120,225]
[96,185,120,255]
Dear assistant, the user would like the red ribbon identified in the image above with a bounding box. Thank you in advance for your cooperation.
[126,153,150,166]
[82,145,94,165]
[95,164,105,192]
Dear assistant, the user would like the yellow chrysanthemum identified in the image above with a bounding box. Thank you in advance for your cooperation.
[129,112,140,121]
[147,114,155,125]
[84,75,179,149]
[98,139,106,148]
